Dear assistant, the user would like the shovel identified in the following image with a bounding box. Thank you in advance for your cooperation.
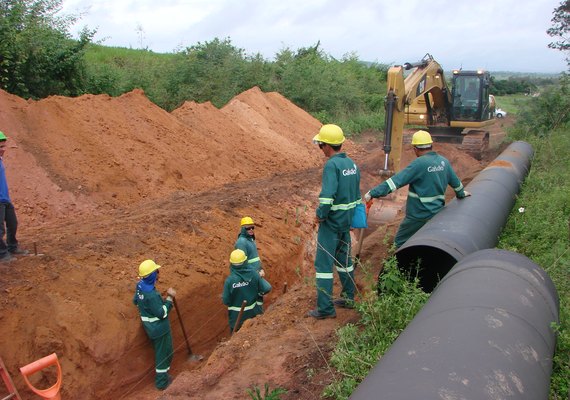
[232,300,248,335]
[172,297,203,362]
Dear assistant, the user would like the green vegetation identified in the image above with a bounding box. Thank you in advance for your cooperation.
[0,0,94,98]
[1,2,387,134]
[490,75,559,96]
[323,256,428,399]
[501,76,570,399]
[493,93,530,115]
[82,44,176,107]
[247,383,287,400]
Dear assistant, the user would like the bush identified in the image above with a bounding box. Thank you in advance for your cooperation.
[324,256,428,399]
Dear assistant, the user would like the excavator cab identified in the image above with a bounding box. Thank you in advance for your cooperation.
[450,70,494,123]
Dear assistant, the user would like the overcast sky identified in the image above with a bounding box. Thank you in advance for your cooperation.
[61,0,568,73]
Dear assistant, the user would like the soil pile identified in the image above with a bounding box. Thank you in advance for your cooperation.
[0,86,485,400]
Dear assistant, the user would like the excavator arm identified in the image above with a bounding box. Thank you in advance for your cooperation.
[382,54,451,174]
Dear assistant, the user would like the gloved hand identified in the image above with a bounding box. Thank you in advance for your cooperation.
[167,287,177,298]
[364,191,372,202]
[259,269,266,278]
[462,191,472,198]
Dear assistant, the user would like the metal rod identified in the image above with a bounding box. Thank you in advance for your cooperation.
[382,91,396,171]
[232,300,248,335]
[172,297,193,356]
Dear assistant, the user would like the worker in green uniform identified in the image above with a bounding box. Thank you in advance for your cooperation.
[309,124,361,319]
[222,249,272,333]
[364,130,471,249]
[235,216,265,310]
[133,259,176,390]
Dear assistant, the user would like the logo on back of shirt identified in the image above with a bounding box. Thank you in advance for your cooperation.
[342,164,358,176]
[427,161,446,173]
[232,281,250,288]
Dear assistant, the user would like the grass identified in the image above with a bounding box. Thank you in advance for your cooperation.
[323,256,428,399]
[493,94,531,115]
[247,383,287,400]
[498,124,570,399]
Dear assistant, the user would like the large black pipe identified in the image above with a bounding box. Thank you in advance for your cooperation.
[350,249,559,400]
[396,141,534,292]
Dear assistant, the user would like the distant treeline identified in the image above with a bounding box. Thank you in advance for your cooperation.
[490,75,559,96]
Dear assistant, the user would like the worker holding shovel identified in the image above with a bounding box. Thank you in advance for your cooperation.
[133,259,176,390]
[222,249,271,333]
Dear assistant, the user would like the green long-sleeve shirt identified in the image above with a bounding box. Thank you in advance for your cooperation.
[317,152,362,232]
[222,264,271,331]
[133,286,173,339]
[235,228,261,272]
[369,151,466,220]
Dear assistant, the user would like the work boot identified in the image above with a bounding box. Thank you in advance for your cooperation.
[333,298,354,309]
[0,253,16,263]
[157,374,173,391]
[9,248,29,256]
[307,309,336,320]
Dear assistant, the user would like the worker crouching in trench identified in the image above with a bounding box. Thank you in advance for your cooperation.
[222,249,272,333]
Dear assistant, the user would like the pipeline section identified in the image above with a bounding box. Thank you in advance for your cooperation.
[396,140,534,291]
[350,249,559,400]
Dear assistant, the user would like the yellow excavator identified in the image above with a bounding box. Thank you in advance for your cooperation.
[381,53,496,175]
[361,54,496,252]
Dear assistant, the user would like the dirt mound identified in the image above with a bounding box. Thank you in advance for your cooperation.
[0,86,324,226]
[0,86,486,400]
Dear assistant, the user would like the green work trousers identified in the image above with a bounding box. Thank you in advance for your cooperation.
[152,331,173,389]
[394,216,430,248]
[314,222,355,315]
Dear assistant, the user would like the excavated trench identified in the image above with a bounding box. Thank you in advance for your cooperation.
[0,85,494,399]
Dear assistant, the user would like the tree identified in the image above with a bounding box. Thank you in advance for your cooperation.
[0,0,94,98]
[164,37,256,108]
[547,0,570,69]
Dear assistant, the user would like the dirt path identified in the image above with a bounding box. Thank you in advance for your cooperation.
[0,87,494,400]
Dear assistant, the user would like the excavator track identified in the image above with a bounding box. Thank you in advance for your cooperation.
[458,130,489,160]
[413,127,490,160]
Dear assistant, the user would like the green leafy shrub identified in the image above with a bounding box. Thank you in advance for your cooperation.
[324,256,428,399]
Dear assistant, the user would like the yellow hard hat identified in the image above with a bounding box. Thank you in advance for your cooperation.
[312,124,345,145]
[139,259,161,277]
[229,249,247,265]
[411,130,433,147]
[240,216,254,226]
